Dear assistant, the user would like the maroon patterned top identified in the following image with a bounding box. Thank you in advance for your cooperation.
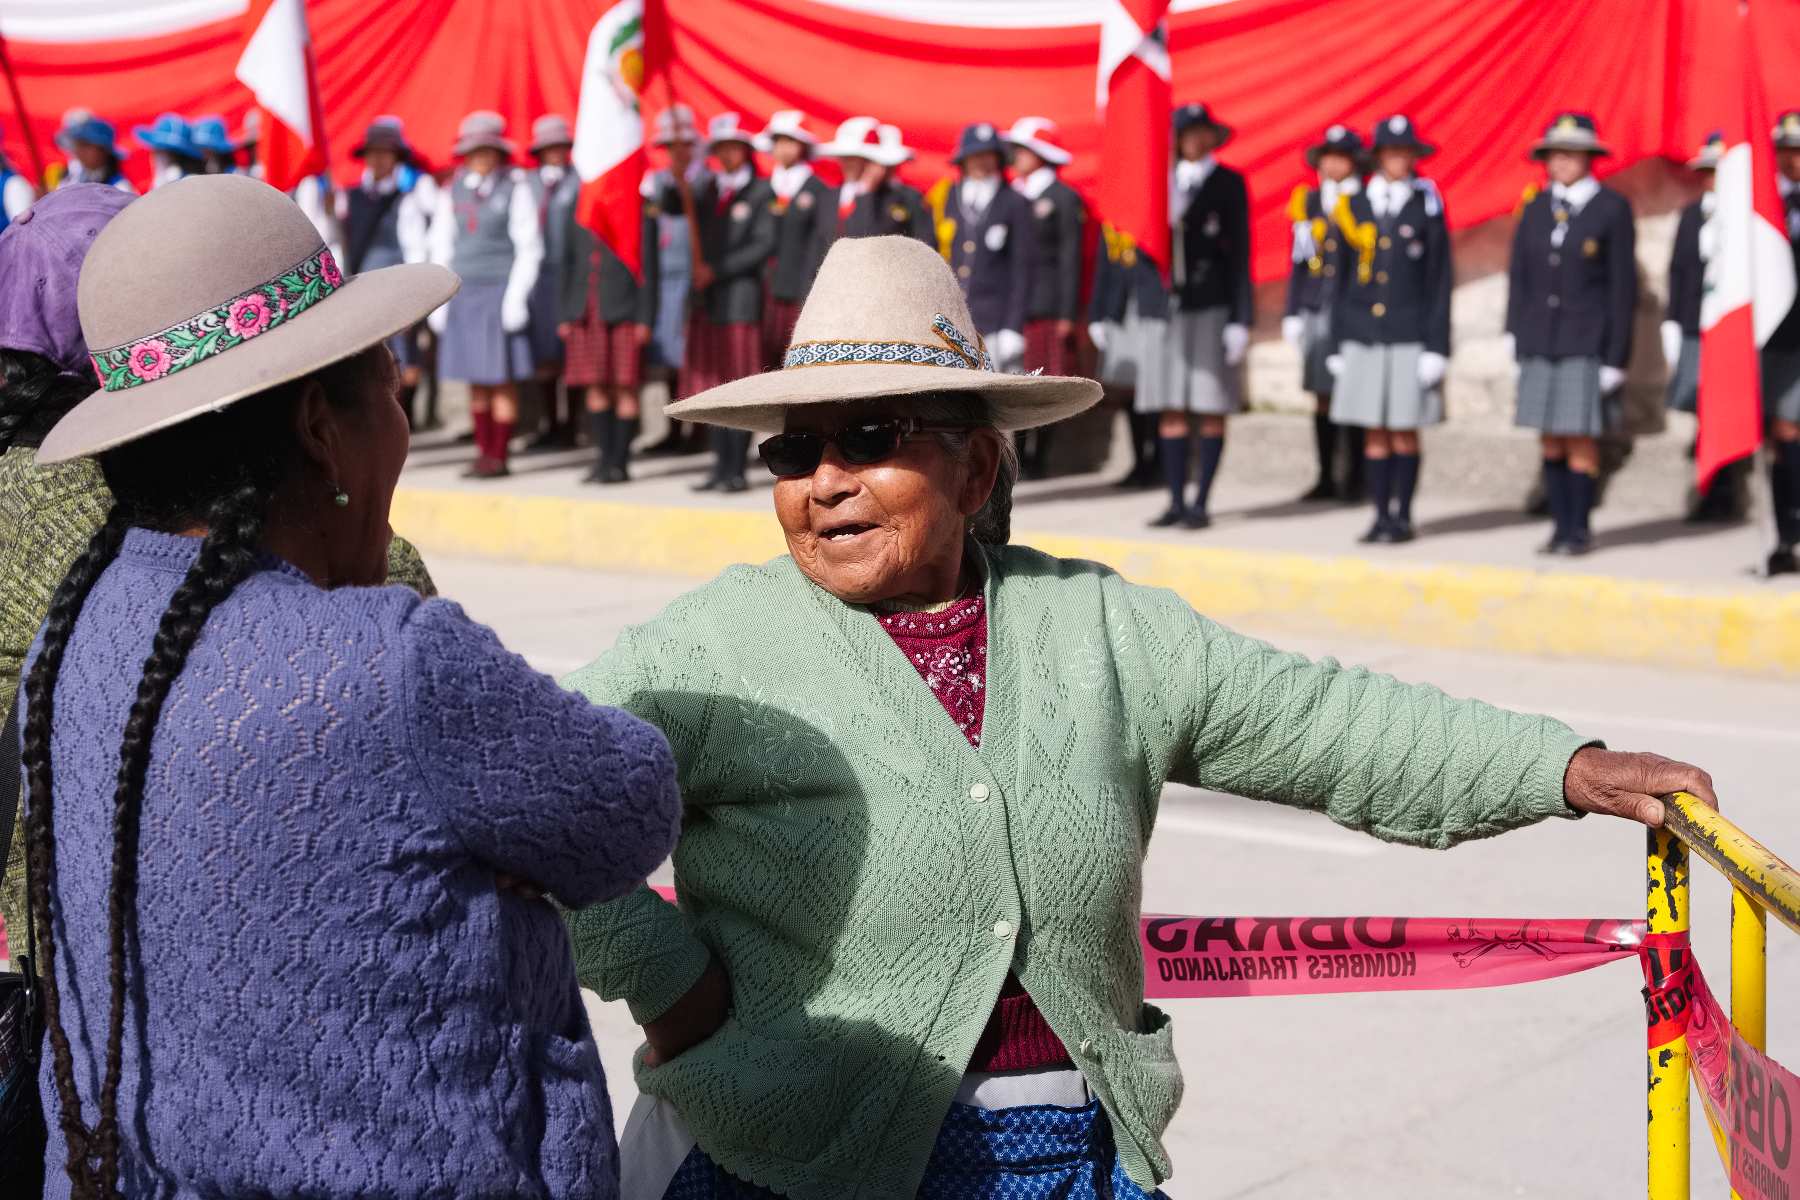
[875,595,1074,1074]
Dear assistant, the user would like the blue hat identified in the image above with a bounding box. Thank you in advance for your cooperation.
[1305,123,1366,167]
[189,115,237,156]
[1173,102,1234,147]
[1531,111,1610,159]
[1371,114,1436,158]
[133,112,198,158]
[56,115,129,161]
[1775,111,1800,151]
[951,121,1006,165]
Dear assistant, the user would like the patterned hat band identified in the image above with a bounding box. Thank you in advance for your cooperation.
[782,313,994,373]
[90,245,345,392]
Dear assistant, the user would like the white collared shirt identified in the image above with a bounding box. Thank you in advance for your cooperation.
[715,165,752,196]
[959,174,1000,214]
[1174,154,1215,195]
[1551,174,1601,214]
[1367,173,1412,219]
[1318,174,1360,215]
[770,162,814,201]
[539,164,567,187]
[1013,165,1056,201]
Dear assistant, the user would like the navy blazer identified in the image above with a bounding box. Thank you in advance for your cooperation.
[1021,178,1085,323]
[768,173,834,303]
[1329,183,1452,355]
[844,180,935,245]
[693,173,778,326]
[1089,225,1171,323]
[1173,163,1253,324]
[1665,200,1704,337]
[1505,185,1637,367]
[1284,185,1351,317]
[940,180,1035,335]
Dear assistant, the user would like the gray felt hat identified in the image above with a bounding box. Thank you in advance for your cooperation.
[39,173,458,464]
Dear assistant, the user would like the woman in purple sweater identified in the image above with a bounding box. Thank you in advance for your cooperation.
[18,175,680,1197]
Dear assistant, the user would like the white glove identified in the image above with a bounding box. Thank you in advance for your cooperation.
[1281,315,1306,348]
[1087,322,1109,353]
[1222,323,1250,366]
[427,303,449,336]
[990,328,1025,370]
[1416,351,1448,389]
[501,291,531,334]
[1325,353,1344,379]
[1661,320,1684,372]
[1598,364,1627,394]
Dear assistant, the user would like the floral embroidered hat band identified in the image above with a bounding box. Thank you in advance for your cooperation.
[38,174,460,465]
[664,235,1100,435]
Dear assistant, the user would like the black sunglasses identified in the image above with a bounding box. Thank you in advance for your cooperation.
[756,418,965,477]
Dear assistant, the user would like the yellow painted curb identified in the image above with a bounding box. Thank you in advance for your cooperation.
[392,487,1800,678]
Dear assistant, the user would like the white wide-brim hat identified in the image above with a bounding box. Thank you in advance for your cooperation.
[665,236,1099,434]
[40,174,457,463]
[755,109,817,153]
[1003,116,1071,166]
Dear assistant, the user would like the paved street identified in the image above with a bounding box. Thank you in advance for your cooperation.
[430,554,1800,1198]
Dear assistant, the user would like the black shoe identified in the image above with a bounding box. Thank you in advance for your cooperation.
[720,475,749,494]
[1358,519,1390,544]
[601,465,629,485]
[467,458,511,480]
[1181,511,1212,530]
[692,476,723,493]
[524,427,576,454]
[1560,532,1593,556]
[644,432,687,456]
[1114,463,1156,489]
[1537,536,1566,556]
[1766,547,1799,576]
[461,456,495,479]
[581,463,606,484]
[1300,478,1338,502]
[1148,506,1186,528]
[1382,519,1416,544]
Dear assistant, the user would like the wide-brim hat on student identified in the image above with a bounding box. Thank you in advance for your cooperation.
[1304,123,1366,167]
[452,110,516,158]
[951,122,1006,165]
[1371,113,1435,158]
[1688,130,1726,171]
[353,116,414,160]
[134,112,197,157]
[652,104,699,146]
[1002,116,1071,166]
[1775,110,1800,151]
[1531,111,1611,159]
[54,107,96,152]
[1173,102,1233,146]
[706,112,758,153]
[818,115,883,159]
[531,114,575,154]
[58,116,128,160]
[665,235,1099,434]
[190,116,237,156]
[755,110,817,154]
[38,174,459,464]
[0,184,137,373]
[871,124,915,167]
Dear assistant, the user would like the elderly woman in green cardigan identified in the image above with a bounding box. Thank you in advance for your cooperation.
[563,236,1714,1200]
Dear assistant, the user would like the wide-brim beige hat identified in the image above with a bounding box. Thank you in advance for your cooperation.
[39,173,458,464]
[665,236,1099,434]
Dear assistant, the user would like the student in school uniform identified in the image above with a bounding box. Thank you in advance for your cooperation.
[190,116,238,175]
[1159,102,1252,529]
[45,107,91,189]
[1506,112,1636,556]
[55,116,135,193]
[562,193,658,484]
[689,112,777,494]
[642,104,706,457]
[757,110,833,366]
[842,124,935,244]
[428,111,543,479]
[927,122,1033,379]
[817,116,880,239]
[337,116,437,426]
[1286,123,1366,502]
[523,114,584,451]
[1763,111,1800,574]
[1005,116,1085,477]
[1326,115,1451,544]
[133,113,204,189]
[1089,223,1171,491]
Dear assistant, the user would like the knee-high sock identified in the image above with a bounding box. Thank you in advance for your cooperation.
[1312,412,1335,481]
[1543,459,1571,540]
[1390,453,1420,522]
[1158,435,1191,511]
[612,417,640,471]
[1192,434,1225,515]
[1365,455,1393,522]
[1344,422,1365,492]
[490,417,515,465]
[707,426,729,480]
[1775,441,1800,546]
[472,410,494,459]
[1129,411,1156,470]
[591,408,616,470]
[726,429,752,480]
[1567,469,1596,538]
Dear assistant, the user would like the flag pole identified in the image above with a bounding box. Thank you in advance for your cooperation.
[0,29,49,188]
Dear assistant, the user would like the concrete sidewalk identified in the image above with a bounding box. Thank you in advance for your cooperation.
[393,414,1800,678]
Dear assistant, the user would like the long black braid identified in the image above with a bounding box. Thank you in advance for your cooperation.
[20,345,381,1196]
[0,350,98,454]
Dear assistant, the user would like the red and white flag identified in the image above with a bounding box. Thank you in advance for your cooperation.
[573,0,651,280]
[234,0,328,193]
[1096,0,1172,279]
[1697,0,1798,489]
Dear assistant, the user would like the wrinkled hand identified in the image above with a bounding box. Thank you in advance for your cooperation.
[1563,747,1717,828]
[1222,323,1250,366]
[495,873,547,902]
[1416,351,1448,389]
[1598,365,1627,394]
[642,957,730,1067]
[1660,320,1684,373]
[1087,321,1109,353]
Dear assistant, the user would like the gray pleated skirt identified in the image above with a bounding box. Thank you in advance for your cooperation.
[1098,295,1173,411]
[1330,341,1443,430]
[1764,347,1800,424]
[1164,304,1244,415]
[1299,308,1335,396]
[1666,337,1699,414]
[438,280,536,386]
[1515,355,1606,437]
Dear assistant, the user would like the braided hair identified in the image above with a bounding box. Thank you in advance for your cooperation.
[21,345,382,1196]
[0,350,98,455]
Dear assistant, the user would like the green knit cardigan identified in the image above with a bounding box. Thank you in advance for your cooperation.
[563,543,1590,1199]
[0,445,437,949]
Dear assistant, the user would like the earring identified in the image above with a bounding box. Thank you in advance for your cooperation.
[331,484,350,508]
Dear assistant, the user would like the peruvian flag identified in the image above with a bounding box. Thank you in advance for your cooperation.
[573,0,652,280]
[234,0,329,193]
[1096,0,1172,280]
[1696,0,1798,490]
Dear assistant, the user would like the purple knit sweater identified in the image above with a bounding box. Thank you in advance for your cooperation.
[26,529,680,1198]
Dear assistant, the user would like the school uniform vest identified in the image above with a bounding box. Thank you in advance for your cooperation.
[450,170,519,286]
[527,168,582,298]
[345,177,411,274]
[1505,184,1637,367]
[1330,184,1452,354]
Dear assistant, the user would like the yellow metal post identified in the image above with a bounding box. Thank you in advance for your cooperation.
[1732,891,1768,1049]
[1648,826,1689,1200]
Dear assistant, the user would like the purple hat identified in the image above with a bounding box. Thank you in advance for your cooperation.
[0,183,136,373]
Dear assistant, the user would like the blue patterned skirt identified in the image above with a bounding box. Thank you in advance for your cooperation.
[662,1100,1169,1199]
